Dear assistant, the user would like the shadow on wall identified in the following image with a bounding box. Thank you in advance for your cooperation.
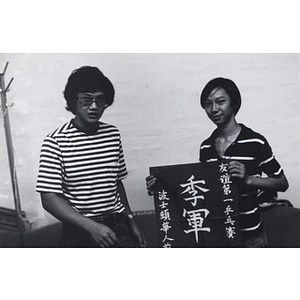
[1,206,300,248]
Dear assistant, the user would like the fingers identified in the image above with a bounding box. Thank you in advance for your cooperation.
[102,233,117,248]
[146,175,157,195]
[91,224,118,248]
[146,175,154,181]
[139,234,147,248]
[97,232,116,248]
[228,161,246,179]
[146,175,156,187]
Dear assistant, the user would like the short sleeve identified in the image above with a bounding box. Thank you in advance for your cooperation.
[36,136,64,193]
[117,137,128,181]
[256,139,283,177]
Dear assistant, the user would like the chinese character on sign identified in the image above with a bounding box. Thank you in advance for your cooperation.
[158,190,170,201]
[183,208,211,243]
[160,221,172,236]
[220,174,232,185]
[219,163,232,196]
[224,215,235,226]
[223,198,233,202]
[219,162,237,240]
[222,184,231,196]
[159,202,168,209]
[158,190,170,209]
[151,161,241,247]
[226,226,236,239]
[224,204,234,215]
[160,209,171,221]
[180,175,210,206]
[219,163,228,173]
[158,190,174,246]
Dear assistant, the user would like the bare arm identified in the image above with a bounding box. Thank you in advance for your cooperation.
[228,161,289,192]
[244,173,289,192]
[117,181,146,247]
[41,192,118,247]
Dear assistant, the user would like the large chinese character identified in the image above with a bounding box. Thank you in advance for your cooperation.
[183,208,211,243]
[180,175,210,206]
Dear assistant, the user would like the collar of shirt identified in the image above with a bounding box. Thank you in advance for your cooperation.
[71,119,100,135]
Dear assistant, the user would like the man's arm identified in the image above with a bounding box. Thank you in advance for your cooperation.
[228,161,289,192]
[244,173,288,191]
[41,192,118,247]
[117,181,146,247]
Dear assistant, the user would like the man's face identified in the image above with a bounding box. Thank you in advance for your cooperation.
[203,87,235,126]
[74,90,107,128]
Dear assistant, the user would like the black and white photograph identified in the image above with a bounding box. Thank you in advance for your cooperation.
[1,1,299,299]
[1,53,298,249]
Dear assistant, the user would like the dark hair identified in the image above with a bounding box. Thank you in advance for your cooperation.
[200,77,242,115]
[64,66,115,114]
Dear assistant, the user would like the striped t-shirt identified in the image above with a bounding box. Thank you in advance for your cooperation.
[200,124,283,238]
[36,120,128,218]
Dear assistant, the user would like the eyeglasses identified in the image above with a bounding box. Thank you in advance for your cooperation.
[78,96,108,108]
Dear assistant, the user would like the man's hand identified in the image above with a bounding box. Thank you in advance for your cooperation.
[87,221,118,248]
[227,161,251,185]
[146,175,157,196]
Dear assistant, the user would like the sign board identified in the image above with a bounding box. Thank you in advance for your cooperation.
[150,161,242,248]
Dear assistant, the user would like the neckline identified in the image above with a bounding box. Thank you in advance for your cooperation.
[213,124,243,158]
[217,124,242,143]
[71,119,100,135]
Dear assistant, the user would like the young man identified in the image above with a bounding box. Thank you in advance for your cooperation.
[36,66,146,248]
[199,77,289,247]
[146,77,289,247]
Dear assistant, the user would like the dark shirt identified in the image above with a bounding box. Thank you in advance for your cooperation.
[200,124,283,238]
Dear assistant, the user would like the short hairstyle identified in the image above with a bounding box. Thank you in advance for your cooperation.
[200,77,242,115]
[64,66,115,114]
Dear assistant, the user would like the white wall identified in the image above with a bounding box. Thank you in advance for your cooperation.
[0,53,299,229]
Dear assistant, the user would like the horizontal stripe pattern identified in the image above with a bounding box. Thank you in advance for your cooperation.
[200,124,283,238]
[200,144,212,150]
[239,207,259,215]
[237,138,265,145]
[36,121,127,217]
[240,221,262,232]
[222,155,255,161]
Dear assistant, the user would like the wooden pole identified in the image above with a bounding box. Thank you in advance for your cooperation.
[0,62,25,233]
